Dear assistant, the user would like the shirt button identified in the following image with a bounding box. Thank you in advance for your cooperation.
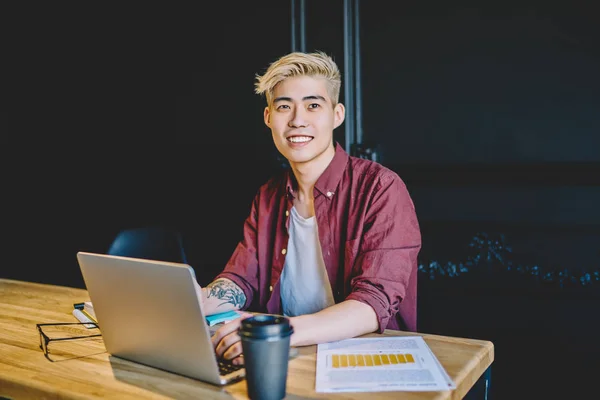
[326,191,333,197]
[285,210,289,217]
[269,285,273,292]
[281,248,287,255]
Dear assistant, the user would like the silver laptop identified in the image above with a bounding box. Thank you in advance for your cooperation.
[76,251,245,385]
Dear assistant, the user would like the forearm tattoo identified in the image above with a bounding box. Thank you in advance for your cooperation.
[206,279,246,309]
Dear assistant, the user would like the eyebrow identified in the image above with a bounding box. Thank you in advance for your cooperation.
[273,95,327,103]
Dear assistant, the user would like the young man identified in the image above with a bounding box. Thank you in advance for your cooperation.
[198,51,421,365]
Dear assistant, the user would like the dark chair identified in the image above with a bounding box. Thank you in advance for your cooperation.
[107,227,188,264]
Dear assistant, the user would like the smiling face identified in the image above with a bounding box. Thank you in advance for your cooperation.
[264,75,345,168]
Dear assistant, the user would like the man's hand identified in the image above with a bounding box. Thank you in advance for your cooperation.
[211,312,253,365]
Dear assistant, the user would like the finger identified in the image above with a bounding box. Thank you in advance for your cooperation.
[215,331,241,358]
[211,318,242,348]
[223,341,243,361]
[239,312,253,320]
[213,328,239,356]
[223,311,252,324]
[232,353,245,366]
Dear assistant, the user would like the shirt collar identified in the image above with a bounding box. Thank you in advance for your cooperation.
[285,142,349,200]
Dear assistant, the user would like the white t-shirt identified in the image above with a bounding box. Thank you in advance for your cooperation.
[280,206,335,317]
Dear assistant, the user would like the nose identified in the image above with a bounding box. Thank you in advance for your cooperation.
[288,107,308,128]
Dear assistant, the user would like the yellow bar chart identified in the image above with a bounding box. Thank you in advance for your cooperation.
[330,353,415,368]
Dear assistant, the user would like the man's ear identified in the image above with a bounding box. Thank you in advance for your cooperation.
[264,106,271,127]
[333,103,345,129]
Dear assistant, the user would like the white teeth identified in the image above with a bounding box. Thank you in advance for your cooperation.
[288,136,312,143]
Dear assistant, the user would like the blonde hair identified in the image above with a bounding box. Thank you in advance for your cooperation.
[255,51,341,107]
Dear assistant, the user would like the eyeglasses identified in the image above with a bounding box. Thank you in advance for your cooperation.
[36,322,102,361]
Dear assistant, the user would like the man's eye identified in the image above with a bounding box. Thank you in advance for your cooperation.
[277,105,290,110]
[308,103,320,109]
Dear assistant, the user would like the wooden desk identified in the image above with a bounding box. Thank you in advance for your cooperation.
[0,279,493,399]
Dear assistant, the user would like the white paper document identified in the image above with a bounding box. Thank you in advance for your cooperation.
[316,336,456,393]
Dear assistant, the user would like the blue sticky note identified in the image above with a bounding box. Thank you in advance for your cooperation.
[205,310,241,326]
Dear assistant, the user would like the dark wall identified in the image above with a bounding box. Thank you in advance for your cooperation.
[362,1,600,164]
[4,149,276,288]
[5,0,598,290]
[4,2,292,287]
[0,113,5,137]
[356,1,600,274]
[5,0,598,289]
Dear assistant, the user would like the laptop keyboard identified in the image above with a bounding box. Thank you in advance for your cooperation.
[218,359,244,375]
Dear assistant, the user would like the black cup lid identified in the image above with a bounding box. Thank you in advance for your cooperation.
[239,314,293,339]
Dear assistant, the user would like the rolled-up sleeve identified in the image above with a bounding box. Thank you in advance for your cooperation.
[215,193,261,310]
[345,173,421,333]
